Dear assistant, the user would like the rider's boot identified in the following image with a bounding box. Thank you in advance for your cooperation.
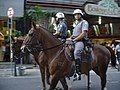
[75,58,81,80]
[70,50,75,61]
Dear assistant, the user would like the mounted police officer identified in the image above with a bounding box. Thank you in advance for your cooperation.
[67,9,89,80]
[53,12,67,42]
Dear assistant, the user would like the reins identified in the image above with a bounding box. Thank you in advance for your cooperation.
[26,27,65,52]
[40,42,64,51]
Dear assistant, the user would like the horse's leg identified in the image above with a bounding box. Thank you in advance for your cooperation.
[60,77,68,90]
[100,72,107,90]
[49,72,60,90]
[97,64,108,90]
[93,65,107,90]
[39,65,46,90]
[46,66,50,85]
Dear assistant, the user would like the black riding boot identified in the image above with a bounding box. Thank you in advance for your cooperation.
[75,58,81,80]
[70,50,75,61]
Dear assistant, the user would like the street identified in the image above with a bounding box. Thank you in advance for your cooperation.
[0,66,120,90]
[0,0,120,90]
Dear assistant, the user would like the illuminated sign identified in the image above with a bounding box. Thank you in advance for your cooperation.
[84,0,120,17]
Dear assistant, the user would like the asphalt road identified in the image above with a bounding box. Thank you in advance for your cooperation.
[0,67,120,90]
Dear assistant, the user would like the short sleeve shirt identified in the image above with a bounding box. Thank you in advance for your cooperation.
[72,20,89,37]
[116,44,120,52]
[57,21,67,38]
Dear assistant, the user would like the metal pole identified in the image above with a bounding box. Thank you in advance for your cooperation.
[14,59,17,76]
[10,17,13,76]
[87,64,90,90]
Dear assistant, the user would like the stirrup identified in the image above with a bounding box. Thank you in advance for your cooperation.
[73,73,81,81]
[76,68,81,79]
[77,72,81,80]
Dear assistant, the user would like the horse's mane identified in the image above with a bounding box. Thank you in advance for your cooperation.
[37,26,62,44]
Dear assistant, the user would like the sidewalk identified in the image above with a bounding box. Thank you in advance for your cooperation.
[0,63,40,77]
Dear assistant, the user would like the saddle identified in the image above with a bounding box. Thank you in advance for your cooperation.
[82,38,93,62]
[66,40,93,77]
[66,38,93,62]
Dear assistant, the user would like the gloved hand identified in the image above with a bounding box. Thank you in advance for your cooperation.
[72,39,77,44]
[66,38,72,41]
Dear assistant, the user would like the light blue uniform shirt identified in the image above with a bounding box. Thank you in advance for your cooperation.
[73,20,89,38]
[72,19,89,59]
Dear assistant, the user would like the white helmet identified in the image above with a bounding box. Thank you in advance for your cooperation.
[56,12,65,19]
[73,9,83,15]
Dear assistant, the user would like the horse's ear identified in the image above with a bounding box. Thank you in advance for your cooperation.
[32,21,37,30]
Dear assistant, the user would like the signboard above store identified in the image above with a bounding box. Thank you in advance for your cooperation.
[7,7,14,18]
[84,0,120,17]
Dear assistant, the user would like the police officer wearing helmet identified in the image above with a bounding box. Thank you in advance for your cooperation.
[68,9,89,80]
[53,12,67,42]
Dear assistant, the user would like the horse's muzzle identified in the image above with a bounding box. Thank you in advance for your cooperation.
[21,45,31,53]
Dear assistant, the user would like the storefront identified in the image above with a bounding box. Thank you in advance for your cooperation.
[0,19,17,61]
[84,0,120,44]
[0,0,24,61]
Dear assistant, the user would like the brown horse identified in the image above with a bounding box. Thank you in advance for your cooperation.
[21,23,111,90]
[13,37,50,90]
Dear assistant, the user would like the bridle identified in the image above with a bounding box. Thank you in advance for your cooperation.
[22,28,65,53]
[23,32,64,53]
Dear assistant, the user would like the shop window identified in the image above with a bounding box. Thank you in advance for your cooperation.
[89,23,114,37]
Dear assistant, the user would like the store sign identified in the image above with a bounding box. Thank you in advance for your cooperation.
[7,7,14,18]
[84,0,120,17]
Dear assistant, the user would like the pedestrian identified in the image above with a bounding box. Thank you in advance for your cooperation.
[115,42,120,62]
[67,9,89,80]
[53,12,67,42]
[3,36,10,62]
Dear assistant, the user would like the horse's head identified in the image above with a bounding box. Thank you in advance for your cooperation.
[21,22,42,53]
[21,22,63,54]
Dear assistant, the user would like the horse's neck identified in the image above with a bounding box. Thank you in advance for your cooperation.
[43,38,62,55]
[40,30,62,60]
[40,29,62,49]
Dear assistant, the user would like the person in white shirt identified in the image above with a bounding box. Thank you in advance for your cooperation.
[67,9,89,80]
[115,42,120,61]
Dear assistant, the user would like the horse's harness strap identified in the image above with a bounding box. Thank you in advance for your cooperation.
[41,43,64,51]
[52,47,65,61]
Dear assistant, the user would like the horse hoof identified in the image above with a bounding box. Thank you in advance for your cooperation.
[104,87,107,90]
